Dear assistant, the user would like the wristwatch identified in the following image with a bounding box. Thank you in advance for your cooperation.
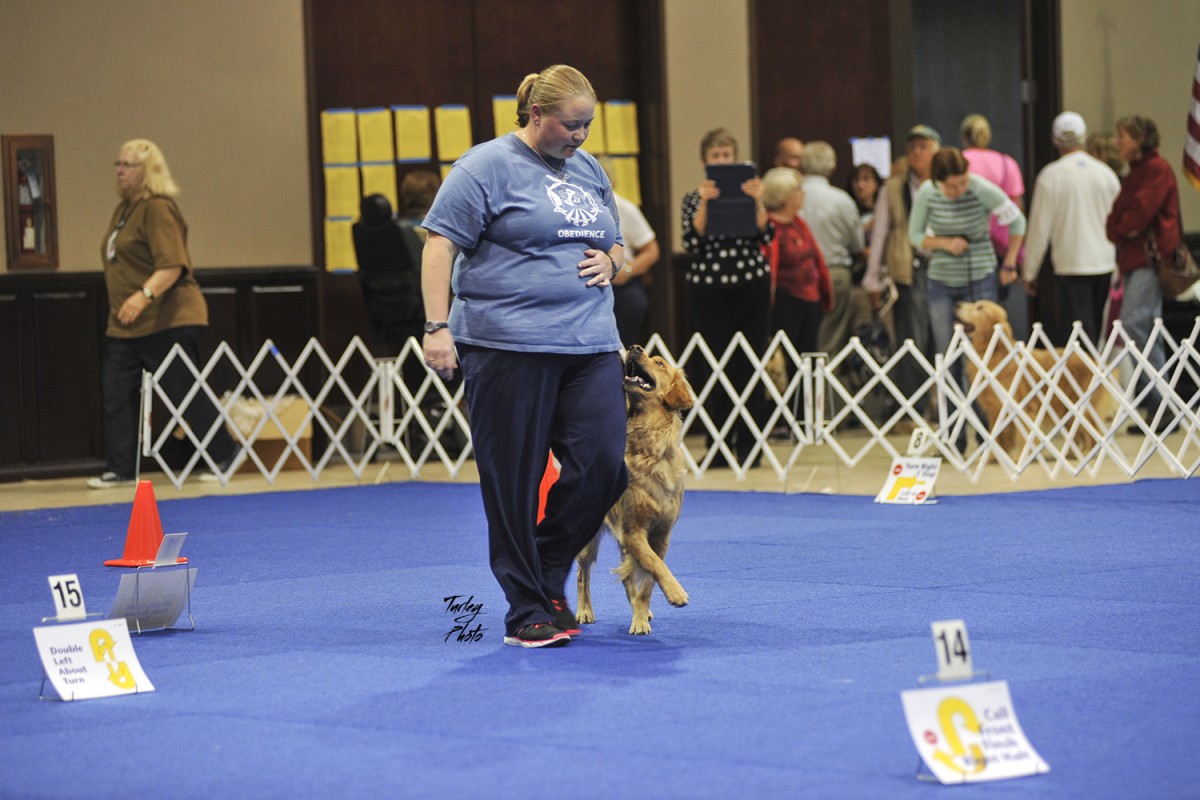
[423,321,449,334]
[140,286,155,301]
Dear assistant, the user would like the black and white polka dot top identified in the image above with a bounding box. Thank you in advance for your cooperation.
[680,190,773,286]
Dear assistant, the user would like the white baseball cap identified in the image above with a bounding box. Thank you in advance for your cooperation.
[1052,111,1087,146]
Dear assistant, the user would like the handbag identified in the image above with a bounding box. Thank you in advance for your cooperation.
[1147,230,1200,301]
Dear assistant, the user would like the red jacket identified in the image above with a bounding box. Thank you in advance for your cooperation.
[1106,148,1180,274]
[763,216,833,311]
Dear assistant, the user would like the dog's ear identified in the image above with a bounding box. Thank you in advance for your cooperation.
[664,368,694,411]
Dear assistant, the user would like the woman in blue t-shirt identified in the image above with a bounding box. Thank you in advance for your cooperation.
[421,65,628,649]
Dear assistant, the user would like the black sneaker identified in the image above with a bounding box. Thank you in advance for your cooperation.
[549,597,582,635]
[86,471,134,490]
[503,622,571,648]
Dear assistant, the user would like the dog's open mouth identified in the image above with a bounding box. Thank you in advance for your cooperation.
[624,355,656,392]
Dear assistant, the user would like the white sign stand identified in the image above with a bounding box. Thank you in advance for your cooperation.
[875,456,941,505]
[108,533,196,634]
[900,620,1050,783]
[901,681,1050,783]
[922,619,984,684]
[34,577,155,701]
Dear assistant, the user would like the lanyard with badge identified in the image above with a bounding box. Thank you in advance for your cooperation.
[106,200,140,262]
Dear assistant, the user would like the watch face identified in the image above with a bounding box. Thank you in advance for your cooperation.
[424,321,447,334]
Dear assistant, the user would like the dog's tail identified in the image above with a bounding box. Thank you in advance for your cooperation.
[613,553,652,588]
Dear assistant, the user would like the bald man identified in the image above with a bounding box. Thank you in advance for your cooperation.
[774,137,804,171]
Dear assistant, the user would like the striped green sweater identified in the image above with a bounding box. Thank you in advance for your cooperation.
[907,173,1026,287]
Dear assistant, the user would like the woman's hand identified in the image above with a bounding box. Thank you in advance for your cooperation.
[740,177,764,203]
[936,236,970,256]
[742,177,768,230]
[423,329,457,380]
[697,178,720,202]
[117,265,182,325]
[580,248,618,288]
[117,291,151,326]
[999,267,1019,287]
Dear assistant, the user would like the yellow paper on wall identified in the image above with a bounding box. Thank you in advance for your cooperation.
[323,165,360,218]
[360,162,398,210]
[587,104,608,155]
[393,105,432,163]
[605,100,639,155]
[435,105,473,162]
[324,218,357,272]
[493,96,518,139]
[357,107,394,163]
[321,108,358,164]
[610,156,642,206]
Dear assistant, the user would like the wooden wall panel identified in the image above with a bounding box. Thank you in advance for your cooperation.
[306,0,670,344]
[28,290,101,463]
[0,295,22,464]
[199,286,240,394]
[751,0,894,186]
[0,267,319,481]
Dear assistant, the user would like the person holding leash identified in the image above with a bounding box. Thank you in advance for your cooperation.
[420,65,628,648]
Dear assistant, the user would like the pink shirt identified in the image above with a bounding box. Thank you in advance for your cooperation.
[964,147,1025,262]
[963,148,1024,198]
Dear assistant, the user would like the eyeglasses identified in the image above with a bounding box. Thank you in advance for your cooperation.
[113,161,142,169]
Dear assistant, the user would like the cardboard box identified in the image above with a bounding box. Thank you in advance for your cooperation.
[236,396,313,473]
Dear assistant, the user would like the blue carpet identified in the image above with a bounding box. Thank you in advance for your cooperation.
[1,480,1198,799]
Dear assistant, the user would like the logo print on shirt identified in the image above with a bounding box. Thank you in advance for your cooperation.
[545,177,601,227]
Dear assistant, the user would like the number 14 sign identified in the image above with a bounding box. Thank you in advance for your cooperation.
[931,619,973,682]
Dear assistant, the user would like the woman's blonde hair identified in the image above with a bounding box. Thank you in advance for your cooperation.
[761,167,802,211]
[119,139,179,199]
[515,65,595,127]
[959,114,992,149]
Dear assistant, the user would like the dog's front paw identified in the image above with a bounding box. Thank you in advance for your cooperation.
[576,607,595,624]
[628,618,652,635]
[664,585,689,607]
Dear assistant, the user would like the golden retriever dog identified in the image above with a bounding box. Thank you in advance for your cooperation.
[575,345,692,635]
[955,299,1114,457]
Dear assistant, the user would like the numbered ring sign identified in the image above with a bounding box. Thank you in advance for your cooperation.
[48,574,87,622]
[931,619,973,681]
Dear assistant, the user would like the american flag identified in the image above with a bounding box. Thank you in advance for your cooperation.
[1187,43,1200,191]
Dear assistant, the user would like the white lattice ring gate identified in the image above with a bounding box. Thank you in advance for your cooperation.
[140,318,1200,490]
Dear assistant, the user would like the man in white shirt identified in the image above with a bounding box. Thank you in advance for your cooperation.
[1022,111,1121,344]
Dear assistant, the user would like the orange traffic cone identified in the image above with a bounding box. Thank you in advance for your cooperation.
[536,452,560,523]
[104,480,186,567]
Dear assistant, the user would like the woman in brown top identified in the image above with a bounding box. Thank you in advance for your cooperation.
[88,139,237,488]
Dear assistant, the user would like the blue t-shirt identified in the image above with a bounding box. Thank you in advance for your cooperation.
[423,133,623,353]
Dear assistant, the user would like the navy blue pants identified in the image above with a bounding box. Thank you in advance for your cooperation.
[457,344,628,636]
[102,326,238,478]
